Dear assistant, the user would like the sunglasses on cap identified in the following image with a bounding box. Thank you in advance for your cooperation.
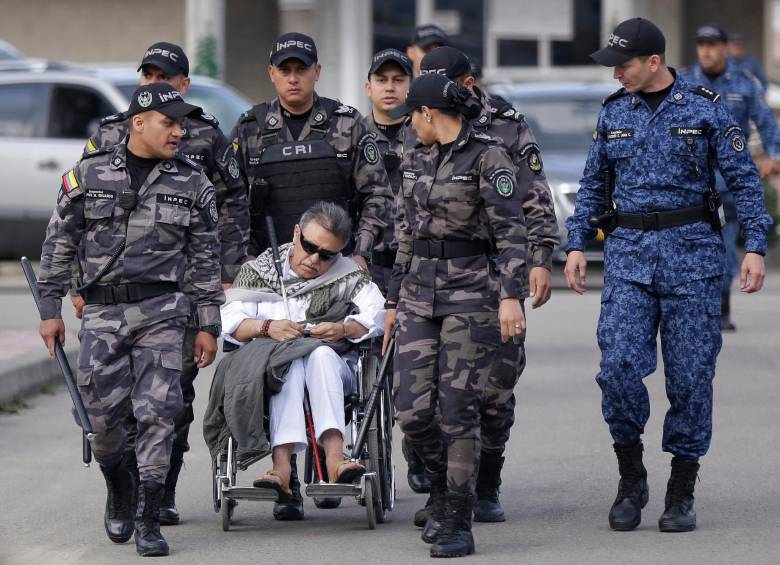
[299,230,342,262]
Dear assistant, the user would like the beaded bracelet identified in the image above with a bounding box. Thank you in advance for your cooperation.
[259,319,272,338]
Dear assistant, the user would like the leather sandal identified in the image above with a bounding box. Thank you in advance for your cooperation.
[253,470,293,502]
[331,460,366,484]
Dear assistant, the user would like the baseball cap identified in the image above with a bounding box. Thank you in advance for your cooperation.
[126,83,202,119]
[695,24,728,43]
[420,46,473,79]
[138,42,189,77]
[388,73,460,119]
[368,48,413,77]
[270,32,318,66]
[411,24,448,49]
[590,18,666,67]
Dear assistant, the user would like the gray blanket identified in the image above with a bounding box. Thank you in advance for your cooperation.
[202,301,354,469]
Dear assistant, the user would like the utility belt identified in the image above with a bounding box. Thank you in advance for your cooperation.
[371,249,397,267]
[412,238,490,259]
[81,282,179,305]
[615,205,709,230]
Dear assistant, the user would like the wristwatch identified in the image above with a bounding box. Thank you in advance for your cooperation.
[199,324,221,337]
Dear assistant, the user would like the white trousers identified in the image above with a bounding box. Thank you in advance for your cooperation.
[269,346,356,453]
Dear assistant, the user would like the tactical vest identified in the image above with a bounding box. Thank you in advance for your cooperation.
[246,101,353,254]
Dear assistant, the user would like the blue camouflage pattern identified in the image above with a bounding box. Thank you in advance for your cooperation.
[566,71,771,459]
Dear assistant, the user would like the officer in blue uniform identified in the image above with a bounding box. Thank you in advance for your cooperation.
[564,18,771,534]
[681,24,780,331]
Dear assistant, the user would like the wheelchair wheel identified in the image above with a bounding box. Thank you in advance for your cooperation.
[378,376,395,516]
[212,456,221,513]
[364,478,377,530]
[221,495,234,531]
[362,355,391,524]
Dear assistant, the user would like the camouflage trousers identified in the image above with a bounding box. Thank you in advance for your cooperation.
[77,311,186,483]
[394,310,499,493]
[596,275,722,460]
[481,339,526,457]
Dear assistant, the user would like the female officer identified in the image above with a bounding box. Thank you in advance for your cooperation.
[382,73,528,558]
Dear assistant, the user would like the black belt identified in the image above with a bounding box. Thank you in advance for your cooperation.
[615,206,707,230]
[81,282,179,305]
[412,239,490,259]
[371,249,397,267]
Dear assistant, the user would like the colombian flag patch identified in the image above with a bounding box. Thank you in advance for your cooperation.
[62,169,79,193]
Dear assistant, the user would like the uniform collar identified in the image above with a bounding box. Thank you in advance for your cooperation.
[110,140,178,174]
[452,122,473,152]
[266,94,329,132]
[472,86,493,128]
[628,68,686,109]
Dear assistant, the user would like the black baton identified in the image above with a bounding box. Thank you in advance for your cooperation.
[21,257,94,466]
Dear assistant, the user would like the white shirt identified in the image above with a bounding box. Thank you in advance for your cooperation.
[221,254,386,347]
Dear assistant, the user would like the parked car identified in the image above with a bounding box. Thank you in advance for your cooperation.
[0,67,251,259]
[489,81,615,261]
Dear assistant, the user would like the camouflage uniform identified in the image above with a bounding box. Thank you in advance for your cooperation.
[84,112,247,463]
[471,87,559,458]
[389,125,528,493]
[38,141,224,482]
[565,73,771,460]
[229,95,391,257]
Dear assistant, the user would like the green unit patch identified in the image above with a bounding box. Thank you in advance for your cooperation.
[364,142,379,164]
[495,174,514,197]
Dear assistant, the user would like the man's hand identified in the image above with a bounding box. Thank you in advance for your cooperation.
[39,319,65,358]
[529,267,552,309]
[309,322,346,342]
[351,255,369,271]
[382,307,397,355]
[194,331,218,368]
[268,320,304,342]
[498,298,526,343]
[758,158,780,178]
[740,252,766,293]
[564,251,587,294]
[70,294,85,320]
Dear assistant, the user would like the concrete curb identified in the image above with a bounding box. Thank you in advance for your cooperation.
[0,345,78,407]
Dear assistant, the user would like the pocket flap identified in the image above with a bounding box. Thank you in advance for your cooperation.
[159,350,182,371]
[469,320,501,346]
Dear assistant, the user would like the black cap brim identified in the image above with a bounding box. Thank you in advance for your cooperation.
[369,58,412,77]
[158,101,202,119]
[138,60,185,77]
[270,53,317,67]
[590,46,634,67]
[416,36,446,49]
[388,101,416,120]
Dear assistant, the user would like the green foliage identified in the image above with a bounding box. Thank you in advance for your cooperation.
[194,34,219,78]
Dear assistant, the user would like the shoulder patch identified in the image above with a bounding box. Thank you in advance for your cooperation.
[472,131,496,144]
[239,109,256,123]
[519,143,543,173]
[99,112,125,126]
[691,85,720,102]
[333,104,357,116]
[82,144,113,159]
[602,88,628,106]
[488,167,516,198]
[195,112,220,127]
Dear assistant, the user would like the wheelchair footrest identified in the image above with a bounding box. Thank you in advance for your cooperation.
[223,486,280,501]
[305,473,376,498]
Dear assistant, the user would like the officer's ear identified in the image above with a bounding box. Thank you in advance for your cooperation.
[462,75,476,90]
[313,63,322,82]
[178,76,191,96]
[130,114,144,134]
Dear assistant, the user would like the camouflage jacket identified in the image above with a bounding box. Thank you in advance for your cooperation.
[85,112,249,281]
[472,87,559,269]
[389,124,529,317]
[38,142,224,326]
[365,114,405,252]
[228,95,392,256]
[565,72,772,287]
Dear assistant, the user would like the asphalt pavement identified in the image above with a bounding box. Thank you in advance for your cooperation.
[0,265,778,564]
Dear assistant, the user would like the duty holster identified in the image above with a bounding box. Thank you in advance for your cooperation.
[704,186,726,231]
[588,167,617,233]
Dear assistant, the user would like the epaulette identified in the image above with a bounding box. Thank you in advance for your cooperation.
[333,103,358,117]
[174,153,204,171]
[602,87,628,106]
[691,85,720,102]
[100,112,126,126]
[82,145,113,159]
[194,112,220,127]
[492,95,523,121]
[239,108,257,123]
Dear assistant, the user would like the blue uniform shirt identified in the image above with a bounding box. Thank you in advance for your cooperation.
[681,61,780,160]
[565,71,771,285]
[730,55,768,91]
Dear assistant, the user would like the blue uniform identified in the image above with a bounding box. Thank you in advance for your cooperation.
[566,72,771,460]
[681,62,780,291]
[730,55,768,91]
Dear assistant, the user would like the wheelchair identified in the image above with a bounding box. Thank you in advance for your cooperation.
[212,338,396,531]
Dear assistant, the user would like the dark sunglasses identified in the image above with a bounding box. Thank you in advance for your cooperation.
[299,230,341,262]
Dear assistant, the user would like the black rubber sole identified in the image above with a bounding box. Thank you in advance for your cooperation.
[430,545,475,558]
[658,520,696,533]
[608,487,649,531]
[158,510,180,526]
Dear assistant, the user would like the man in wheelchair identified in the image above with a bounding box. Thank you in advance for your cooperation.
[218,201,386,502]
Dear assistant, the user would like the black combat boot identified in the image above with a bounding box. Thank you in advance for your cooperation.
[159,447,184,525]
[609,441,649,531]
[273,454,304,521]
[100,454,137,544]
[658,457,700,532]
[403,436,431,493]
[134,481,169,557]
[430,492,476,558]
[473,454,505,523]
[421,475,447,543]
[721,291,736,331]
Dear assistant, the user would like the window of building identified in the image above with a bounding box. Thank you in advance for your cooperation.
[498,39,538,66]
[551,0,601,66]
